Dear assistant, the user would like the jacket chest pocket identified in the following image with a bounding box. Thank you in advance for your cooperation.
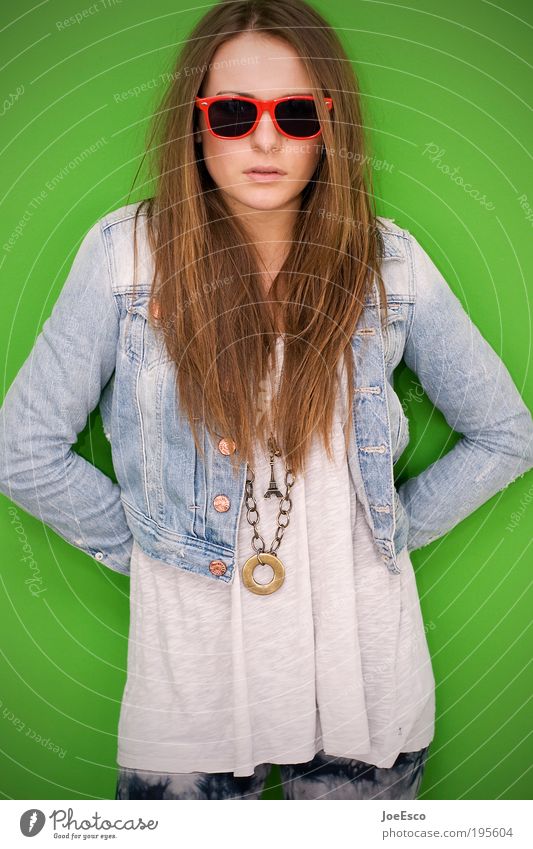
[124,294,172,371]
[382,303,407,368]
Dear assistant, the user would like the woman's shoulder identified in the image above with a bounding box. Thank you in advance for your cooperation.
[372,217,415,304]
[375,216,411,262]
[95,201,153,293]
[99,200,149,231]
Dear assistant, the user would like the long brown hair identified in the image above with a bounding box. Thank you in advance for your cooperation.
[129,0,388,478]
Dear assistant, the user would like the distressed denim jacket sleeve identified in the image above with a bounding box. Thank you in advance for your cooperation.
[0,221,132,575]
[397,233,533,552]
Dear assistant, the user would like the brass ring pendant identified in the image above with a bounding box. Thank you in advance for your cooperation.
[242,552,285,595]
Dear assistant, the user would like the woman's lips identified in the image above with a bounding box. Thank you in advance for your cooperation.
[244,170,286,182]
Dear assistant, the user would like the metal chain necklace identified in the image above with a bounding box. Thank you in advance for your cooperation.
[242,433,295,595]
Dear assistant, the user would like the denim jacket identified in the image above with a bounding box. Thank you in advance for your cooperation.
[1,202,532,582]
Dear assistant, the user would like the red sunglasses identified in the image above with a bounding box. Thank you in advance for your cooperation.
[195,94,333,140]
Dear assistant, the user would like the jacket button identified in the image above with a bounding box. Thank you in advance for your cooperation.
[218,437,236,455]
[209,559,227,576]
[213,494,230,512]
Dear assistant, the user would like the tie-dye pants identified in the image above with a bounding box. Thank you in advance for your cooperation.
[115,745,430,800]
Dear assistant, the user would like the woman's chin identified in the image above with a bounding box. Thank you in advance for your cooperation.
[228,186,301,213]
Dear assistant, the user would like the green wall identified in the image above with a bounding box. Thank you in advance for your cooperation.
[0,0,532,801]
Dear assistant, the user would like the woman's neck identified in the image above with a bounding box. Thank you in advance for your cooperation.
[223,193,301,295]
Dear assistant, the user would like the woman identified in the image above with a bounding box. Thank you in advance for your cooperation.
[1,0,532,801]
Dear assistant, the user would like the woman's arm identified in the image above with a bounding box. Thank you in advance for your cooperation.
[397,233,533,552]
[0,219,132,575]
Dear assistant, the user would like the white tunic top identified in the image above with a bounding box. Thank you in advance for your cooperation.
[116,340,435,777]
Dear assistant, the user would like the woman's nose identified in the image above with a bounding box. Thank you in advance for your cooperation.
[251,108,283,146]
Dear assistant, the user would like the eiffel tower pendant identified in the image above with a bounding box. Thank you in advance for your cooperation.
[263,434,283,499]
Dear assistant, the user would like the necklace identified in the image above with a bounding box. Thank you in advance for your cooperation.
[242,433,295,595]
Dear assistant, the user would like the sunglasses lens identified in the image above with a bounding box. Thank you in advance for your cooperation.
[275,98,321,137]
[207,98,257,138]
